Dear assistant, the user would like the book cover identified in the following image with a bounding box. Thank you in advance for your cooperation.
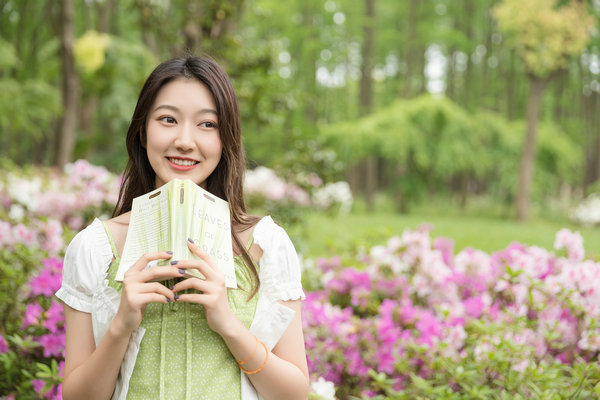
[115,179,236,288]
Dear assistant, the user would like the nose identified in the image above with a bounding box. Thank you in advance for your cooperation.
[173,122,194,152]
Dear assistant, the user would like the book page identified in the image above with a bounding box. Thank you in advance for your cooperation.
[187,181,236,288]
[116,185,171,281]
[115,179,236,288]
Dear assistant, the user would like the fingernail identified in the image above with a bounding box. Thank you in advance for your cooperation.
[166,297,170,303]
[174,294,180,300]
[166,250,173,255]
[188,238,194,244]
[170,260,179,265]
[178,268,185,275]
[169,285,174,290]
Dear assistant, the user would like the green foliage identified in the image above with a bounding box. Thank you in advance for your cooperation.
[367,351,600,399]
[74,32,157,169]
[323,95,583,211]
[0,245,39,333]
[493,0,594,78]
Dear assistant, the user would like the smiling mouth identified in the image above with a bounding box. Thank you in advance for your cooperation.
[167,157,199,167]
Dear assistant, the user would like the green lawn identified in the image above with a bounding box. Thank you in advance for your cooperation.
[293,211,600,260]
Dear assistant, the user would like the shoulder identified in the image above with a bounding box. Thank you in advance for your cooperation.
[57,218,114,311]
[65,218,112,260]
[104,211,130,257]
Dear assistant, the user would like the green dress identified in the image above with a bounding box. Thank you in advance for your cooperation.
[102,222,259,400]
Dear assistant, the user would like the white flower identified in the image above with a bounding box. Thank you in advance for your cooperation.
[311,377,336,400]
[8,204,25,221]
[570,193,600,226]
[312,181,353,213]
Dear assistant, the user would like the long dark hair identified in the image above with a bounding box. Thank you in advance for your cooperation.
[113,56,260,297]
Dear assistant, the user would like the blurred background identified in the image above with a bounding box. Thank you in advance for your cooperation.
[1,0,599,254]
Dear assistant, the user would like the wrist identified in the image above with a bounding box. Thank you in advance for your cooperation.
[108,317,135,340]
[217,318,245,340]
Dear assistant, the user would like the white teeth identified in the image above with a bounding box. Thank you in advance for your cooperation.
[168,158,196,166]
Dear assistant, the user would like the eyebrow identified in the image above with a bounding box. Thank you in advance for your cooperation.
[152,104,218,116]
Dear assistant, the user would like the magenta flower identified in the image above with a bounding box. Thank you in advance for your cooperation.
[36,333,65,358]
[0,334,8,353]
[32,379,46,395]
[23,302,44,328]
[29,266,61,297]
[463,295,484,318]
[43,301,64,333]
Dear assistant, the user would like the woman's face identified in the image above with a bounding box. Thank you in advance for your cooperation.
[145,78,223,189]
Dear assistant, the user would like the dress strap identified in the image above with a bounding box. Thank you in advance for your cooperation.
[100,220,119,260]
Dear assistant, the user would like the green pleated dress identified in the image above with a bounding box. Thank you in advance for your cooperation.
[102,222,259,400]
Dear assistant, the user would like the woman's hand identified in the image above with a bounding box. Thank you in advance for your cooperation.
[113,251,185,336]
[171,240,238,336]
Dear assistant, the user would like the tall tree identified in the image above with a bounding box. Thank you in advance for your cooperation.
[494,0,594,220]
[360,0,377,211]
[56,0,79,167]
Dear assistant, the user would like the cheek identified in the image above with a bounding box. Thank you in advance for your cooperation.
[208,134,223,157]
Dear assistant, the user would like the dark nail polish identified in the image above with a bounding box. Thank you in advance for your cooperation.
[169,285,174,290]
[166,250,173,255]
[188,238,194,244]
[178,268,185,275]
[174,294,180,300]
[170,260,178,265]
[166,297,170,303]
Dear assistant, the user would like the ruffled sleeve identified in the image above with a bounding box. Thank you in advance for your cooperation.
[55,218,114,313]
[252,216,305,302]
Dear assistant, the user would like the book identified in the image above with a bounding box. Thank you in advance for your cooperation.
[115,179,237,288]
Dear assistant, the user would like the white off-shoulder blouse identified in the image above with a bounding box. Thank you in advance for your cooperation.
[56,216,305,400]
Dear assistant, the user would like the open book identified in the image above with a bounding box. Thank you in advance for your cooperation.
[115,179,237,288]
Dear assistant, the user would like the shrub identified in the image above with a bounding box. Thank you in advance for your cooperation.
[303,227,600,398]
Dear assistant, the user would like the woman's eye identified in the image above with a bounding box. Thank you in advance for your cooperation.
[159,116,176,124]
[200,121,218,129]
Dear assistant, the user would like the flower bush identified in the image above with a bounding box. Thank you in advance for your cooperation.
[303,226,600,398]
[0,258,65,399]
[0,160,119,399]
[244,165,353,225]
[570,193,600,227]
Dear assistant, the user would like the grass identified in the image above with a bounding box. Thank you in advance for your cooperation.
[291,197,600,260]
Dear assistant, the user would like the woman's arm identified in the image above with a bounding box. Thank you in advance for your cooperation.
[173,240,310,400]
[221,300,310,400]
[62,306,131,400]
[62,252,182,400]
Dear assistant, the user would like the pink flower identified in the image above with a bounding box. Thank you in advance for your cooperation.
[434,237,454,266]
[23,302,44,328]
[0,220,12,247]
[463,295,485,318]
[43,301,64,333]
[554,228,585,261]
[11,223,36,247]
[29,261,62,297]
[42,257,63,274]
[36,333,65,358]
[0,334,8,353]
[32,379,46,395]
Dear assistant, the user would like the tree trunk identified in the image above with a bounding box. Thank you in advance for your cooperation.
[301,1,318,123]
[403,0,419,98]
[56,0,78,167]
[516,75,550,221]
[360,0,377,212]
[595,93,600,184]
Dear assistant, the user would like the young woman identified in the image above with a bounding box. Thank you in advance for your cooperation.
[56,56,310,400]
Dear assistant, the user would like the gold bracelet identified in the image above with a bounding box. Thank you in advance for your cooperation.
[239,340,269,375]
[237,336,259,366]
